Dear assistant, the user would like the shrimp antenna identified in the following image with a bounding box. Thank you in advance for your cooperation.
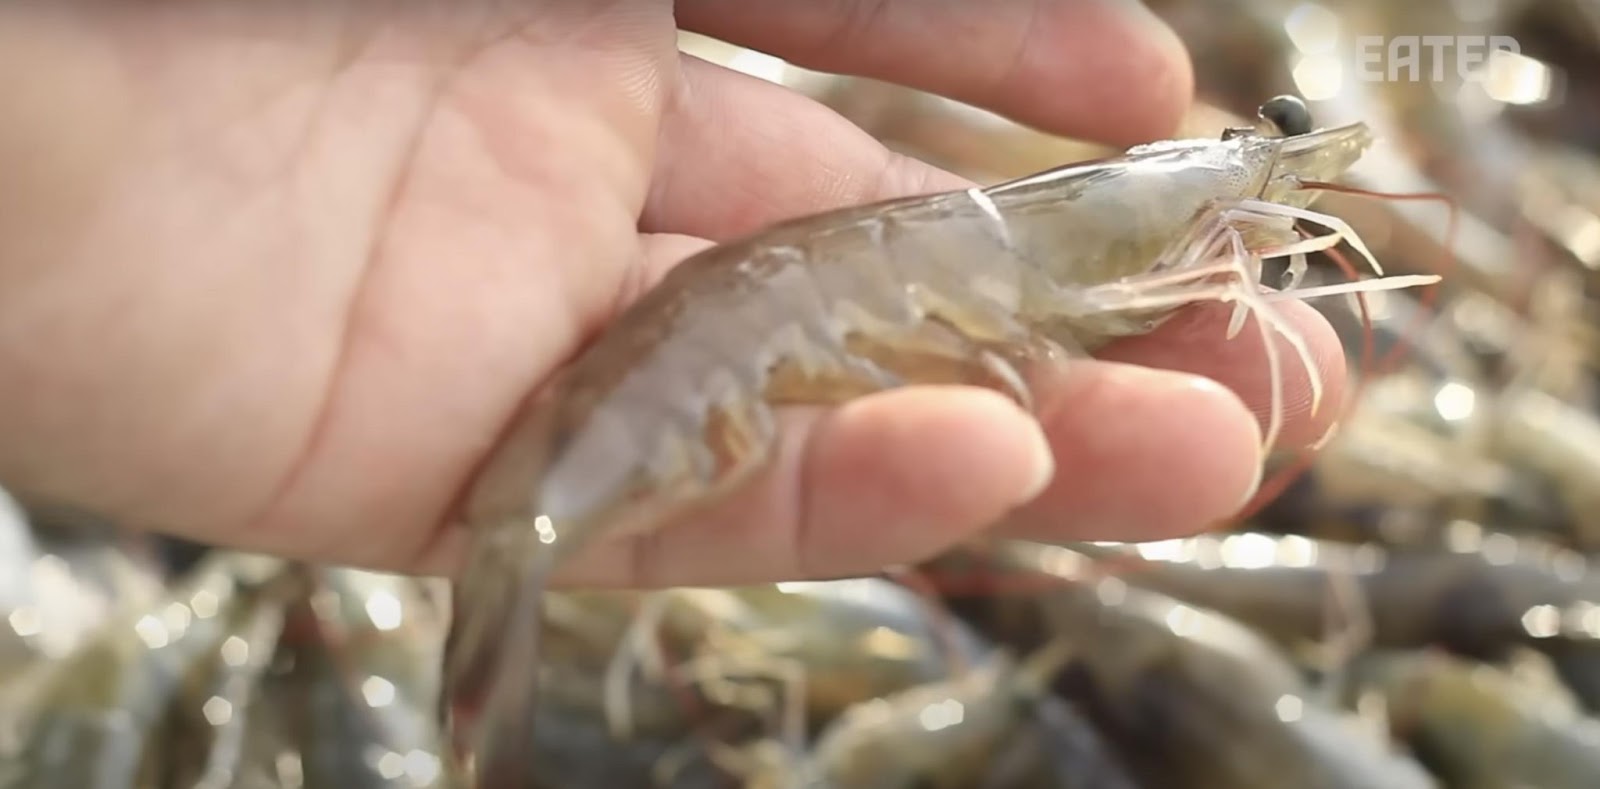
[1231,182,1455,524]
[1292,180,1457,374]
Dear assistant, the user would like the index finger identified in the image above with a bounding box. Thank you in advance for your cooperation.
[675,0,1194,145]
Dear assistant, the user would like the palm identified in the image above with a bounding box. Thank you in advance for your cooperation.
[0,2,1344,583]
[3,5,679,567]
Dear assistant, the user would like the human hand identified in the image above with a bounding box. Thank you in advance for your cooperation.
[0,0,1343,583]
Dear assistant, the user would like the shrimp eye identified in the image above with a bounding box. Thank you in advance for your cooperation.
[1259,95,1313,136]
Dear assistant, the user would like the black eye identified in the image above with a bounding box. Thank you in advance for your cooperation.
[1259,95,1313,136]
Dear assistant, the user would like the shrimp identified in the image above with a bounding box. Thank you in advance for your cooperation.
[925,542,1441,789]
[1152,0,1534,305]
[166,566,457,789]
[1351,649,1600,789]
[0,551,291,789]
[520,694,744,789]
[1065,529,1600,671]
[1490,386,1600,550]
[1289,370,1519,519]
[543,580,993,743]
[442,96,1441,783]
[530,592,788,787]
[0,501,166,671]
[1089,527,1600,716]
[278,569,455,789]
[785,634,1139,789]
[799,638,1088,789]
[537,588,771,740]
[158,569,289,789]
[973,694,1142,789]
[714,579,993,727]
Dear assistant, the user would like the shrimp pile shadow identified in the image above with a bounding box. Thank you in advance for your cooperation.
[17,3,1600,785]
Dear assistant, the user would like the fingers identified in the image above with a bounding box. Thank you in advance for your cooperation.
[544,357,1275,588]
[997,359,1262,543]
[999,299,1345,543]
[642,54,968,241]
[675,0,1193,146]
[648,0,1197,243]
[1096,299,1348,450]
[550,387,1055,587]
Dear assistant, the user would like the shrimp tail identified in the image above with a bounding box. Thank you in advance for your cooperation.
[441,527,554,788]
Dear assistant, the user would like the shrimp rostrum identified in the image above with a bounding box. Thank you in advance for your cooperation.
[442,95,1439,783]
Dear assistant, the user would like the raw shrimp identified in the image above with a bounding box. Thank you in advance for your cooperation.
[537,588,770,740]
[155,568,289,789]
[520,580,1006,788]
[280,569,455,789]
[1490,386,1600,550]
[442,96,1439,783]
[542,579,994,743]
[520,693,742,789]
[0,504,166,671]
[1352,649,1600,789]
[800,638,1078,789]
[162,567,457,789]
[973,694,1141,789]
[1150,0,1531,304]
[796,637,1139,789]
[1283,369,1518,519]
[927,542,1440,789]
[0,551,291,789]
[714,579,994,727]
[1066,529,1600,670]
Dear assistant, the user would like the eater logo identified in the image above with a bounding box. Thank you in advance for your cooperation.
[1354,35,1521,82]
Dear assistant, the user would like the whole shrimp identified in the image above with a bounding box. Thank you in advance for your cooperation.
[1351,649,1600,789]
[699,579,994,729]
[1069,528,1600,663]
[926,541,1440,789]
[442,96,1439,783]
[799,637,1137,789]
[542,580,993,743]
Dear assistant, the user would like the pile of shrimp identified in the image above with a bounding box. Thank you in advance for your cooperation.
[0,497,457,789]
[16,2,1600,785]
[15,497,1600,787]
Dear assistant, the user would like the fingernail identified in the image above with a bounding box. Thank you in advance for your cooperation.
[1018,421,1057,503]
[1107,361,1233,398]
[1193,374,1269,511]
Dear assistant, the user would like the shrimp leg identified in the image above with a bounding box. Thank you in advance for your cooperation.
[830,311,1071,413]
[1047,198,1317,448]
[1057,196,1428,449]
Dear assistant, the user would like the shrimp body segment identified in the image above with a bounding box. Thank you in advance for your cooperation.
[442,100,1437,783]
